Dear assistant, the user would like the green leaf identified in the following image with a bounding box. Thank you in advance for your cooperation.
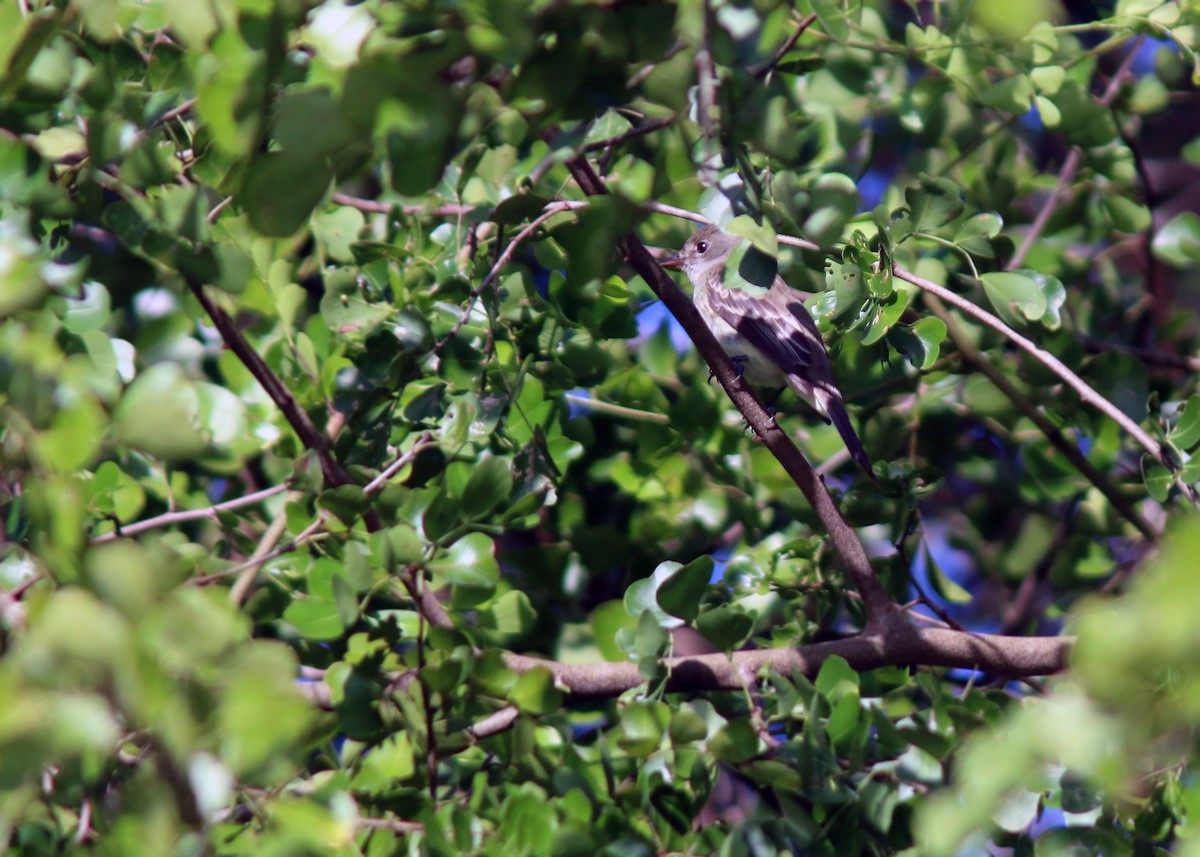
[905,175,965,234]
[694,604,755,653]
[1171,396,1200,451]
[815,656,859,699]
[624,562,686,630]
[1103,194,1151,234]
[492,194,552,225]
[1030,65,1065,95]
[1142,456,1173,502]
[317,485,371,526]
[32,397,105,473]
[710,717,760,763]
[353,734,415,791]
[811,0,850,41]
[429,533,499,590]
[953,211,1003,259]
[591,600,637,662]
[631,609,669,663]
[722,239,776,295]
[668,706,710,745]
[60,282,111,333]
[1049,80,1118,147]
[283,597,345,641]
[616,701,667,757]
[508,666,563,715]
[461,455,513,518]
[655,555,713,623]
[649,784,694,833]
[993,787,1041,833]
[1035,94,1062,127]
[979,271,1047,327]
[978,74,1034,114]
[822,260,870,325]
[487,590,537,637]
[240,152,332,237]
[862,288,911,346]
[114,364,209,461]
[312,206,365,263]
[860,779,899,833]
[725,215,779,257]
[584,109,633,146]
[1153,211,1200,268]
[923,543,972,605]
[887,317,946,371]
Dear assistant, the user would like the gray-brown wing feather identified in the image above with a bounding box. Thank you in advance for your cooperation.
[705,280,836,395]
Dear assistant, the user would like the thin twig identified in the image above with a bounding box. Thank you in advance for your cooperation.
[357,817,424,834]
[1080,335,1200,373]
[150,97,196,129]
[1007,38,1143,269]
[432,201,583,355]
[895,523,970,633]
[583,117,675,153]
[191,517,330,586]
[751,13,817,80]
[331,193,479,217]
[467,706,521,740]
[229,491,302,605]
[364,434,437,494]
[91,484,288,544]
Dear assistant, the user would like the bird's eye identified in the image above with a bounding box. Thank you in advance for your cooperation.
[696,241,709,254]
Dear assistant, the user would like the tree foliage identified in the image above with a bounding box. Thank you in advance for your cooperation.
[3,0,1200,854]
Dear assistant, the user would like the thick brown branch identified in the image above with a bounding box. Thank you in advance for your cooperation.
[297,628,1072,708]
[500,628,1072,698]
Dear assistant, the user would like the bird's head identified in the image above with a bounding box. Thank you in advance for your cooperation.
[660,225,741,283]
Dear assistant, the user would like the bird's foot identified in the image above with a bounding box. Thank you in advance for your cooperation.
[710,354,751,384]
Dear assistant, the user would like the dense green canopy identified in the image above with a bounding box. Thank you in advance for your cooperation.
[3,0,1200,854]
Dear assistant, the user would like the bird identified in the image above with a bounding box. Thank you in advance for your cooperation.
[661,224,873,479]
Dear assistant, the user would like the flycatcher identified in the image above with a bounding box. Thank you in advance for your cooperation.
[662,224,873,478]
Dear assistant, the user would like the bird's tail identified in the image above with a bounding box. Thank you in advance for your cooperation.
[814,388,875,481]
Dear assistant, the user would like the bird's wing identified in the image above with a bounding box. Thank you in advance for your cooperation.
[705,279,833,385]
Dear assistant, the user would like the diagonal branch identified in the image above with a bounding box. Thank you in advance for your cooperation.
[187,282,352,489]
[923,293,1160,543]
[1007,37,1143,270]
[751,13,818,80]
[892,263,1169,469]
[564,155,899,630]
[186,279,453,628]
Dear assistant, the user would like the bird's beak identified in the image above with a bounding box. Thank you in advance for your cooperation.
[660,254,684,271]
